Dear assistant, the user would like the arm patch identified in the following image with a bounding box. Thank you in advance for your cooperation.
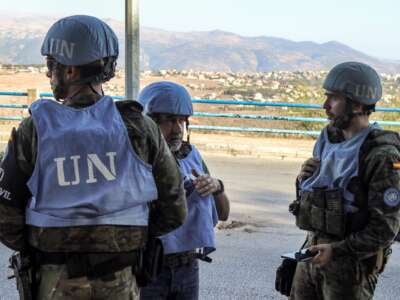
[0,129,31,208]
[383,188,400,207]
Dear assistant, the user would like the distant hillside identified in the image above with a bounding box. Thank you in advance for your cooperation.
[0,15,399,73]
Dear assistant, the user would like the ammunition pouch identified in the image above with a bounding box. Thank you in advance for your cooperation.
[294,192,313,231]
[324,189,346,237]
[293,188,368,239]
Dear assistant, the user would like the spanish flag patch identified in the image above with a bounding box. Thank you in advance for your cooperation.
[393,162,400,169]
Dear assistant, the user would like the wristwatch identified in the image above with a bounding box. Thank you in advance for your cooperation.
[213,179,224,196]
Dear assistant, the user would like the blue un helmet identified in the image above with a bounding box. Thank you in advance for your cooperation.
[41,15,119,66]
[41,15,119,99]
[322,62,381,129]
[323,62,382,106]
[138,81,193,117]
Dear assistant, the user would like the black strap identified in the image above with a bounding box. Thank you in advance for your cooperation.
[299,238,308,250]
[36,251,139,279]
[194,252,212,263]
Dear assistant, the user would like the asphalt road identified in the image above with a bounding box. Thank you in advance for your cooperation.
[0,154,399,299]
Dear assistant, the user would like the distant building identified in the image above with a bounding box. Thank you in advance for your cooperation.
[253,93,265,102]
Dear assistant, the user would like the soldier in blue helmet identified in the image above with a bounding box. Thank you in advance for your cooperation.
[278,62,400,299]
[0,16,186,299]
[138,81,230,300]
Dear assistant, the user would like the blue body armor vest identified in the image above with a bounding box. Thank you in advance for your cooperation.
[26,97,158,227]
[160,145,218,254]
[300,124,379,212]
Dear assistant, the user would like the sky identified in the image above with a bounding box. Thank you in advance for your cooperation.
[0,0,399,60]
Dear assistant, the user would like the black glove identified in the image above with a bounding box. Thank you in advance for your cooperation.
[275,258,297,297]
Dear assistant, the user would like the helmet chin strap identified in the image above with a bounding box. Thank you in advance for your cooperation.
[88,82,104,97]
[186,119,191,144]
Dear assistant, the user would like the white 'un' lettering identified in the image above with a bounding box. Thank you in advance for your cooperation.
[54,152,117,186]
[49,38,75,59]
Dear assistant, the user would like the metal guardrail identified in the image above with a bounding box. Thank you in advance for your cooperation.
[191,125,321,136]
[0,104,28,109]
[192,99,400,113]
[195,112,327,123]
[1,91,400,135]
[0,91,28,97]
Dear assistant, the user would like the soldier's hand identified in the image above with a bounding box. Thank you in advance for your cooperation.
[297,157,320,182]
[193,173,221,197]
[309,243,332,267]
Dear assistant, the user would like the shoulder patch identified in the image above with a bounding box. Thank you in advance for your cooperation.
[383,188,400,207]
[393,162,400,170]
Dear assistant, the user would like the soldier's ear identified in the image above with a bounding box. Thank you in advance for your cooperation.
[65,66,80,81]
[352,102,363,113]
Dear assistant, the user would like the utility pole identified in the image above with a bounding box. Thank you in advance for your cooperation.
[125,0,140,100]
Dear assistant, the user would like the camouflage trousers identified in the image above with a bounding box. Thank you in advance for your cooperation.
[36,264,140,300]
[289,255,379,300]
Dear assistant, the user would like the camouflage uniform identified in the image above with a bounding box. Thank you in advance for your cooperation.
[0,99,187,299]
[290,127,400,300]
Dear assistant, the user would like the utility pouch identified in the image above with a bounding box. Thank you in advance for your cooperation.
[135,237,164,287]
[295,192,313,231]
[275,258,297,297]
[324,188,345,238]
[310,189,325,232]
[275,238,307,297]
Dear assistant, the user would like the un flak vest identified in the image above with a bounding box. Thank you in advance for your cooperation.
[26,96,158,227]
[160,145,218,255]
[300,124,380,213]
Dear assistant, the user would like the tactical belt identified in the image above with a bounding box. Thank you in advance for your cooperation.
[35,250,139,279]
[163,249,213,268]
[163,251,196,268]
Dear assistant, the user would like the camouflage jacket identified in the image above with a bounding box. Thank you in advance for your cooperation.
[313,126,400,260]
[0,99,187,252]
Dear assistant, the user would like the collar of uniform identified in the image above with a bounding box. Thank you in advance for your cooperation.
[63,94,101,108]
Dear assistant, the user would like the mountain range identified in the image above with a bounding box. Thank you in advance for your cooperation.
[0,15,399,73]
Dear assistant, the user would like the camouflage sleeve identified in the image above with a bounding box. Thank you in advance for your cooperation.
[117,104,187,237]
[331,146,400,259]
[0,120,33,251]
[148,125,187,237]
